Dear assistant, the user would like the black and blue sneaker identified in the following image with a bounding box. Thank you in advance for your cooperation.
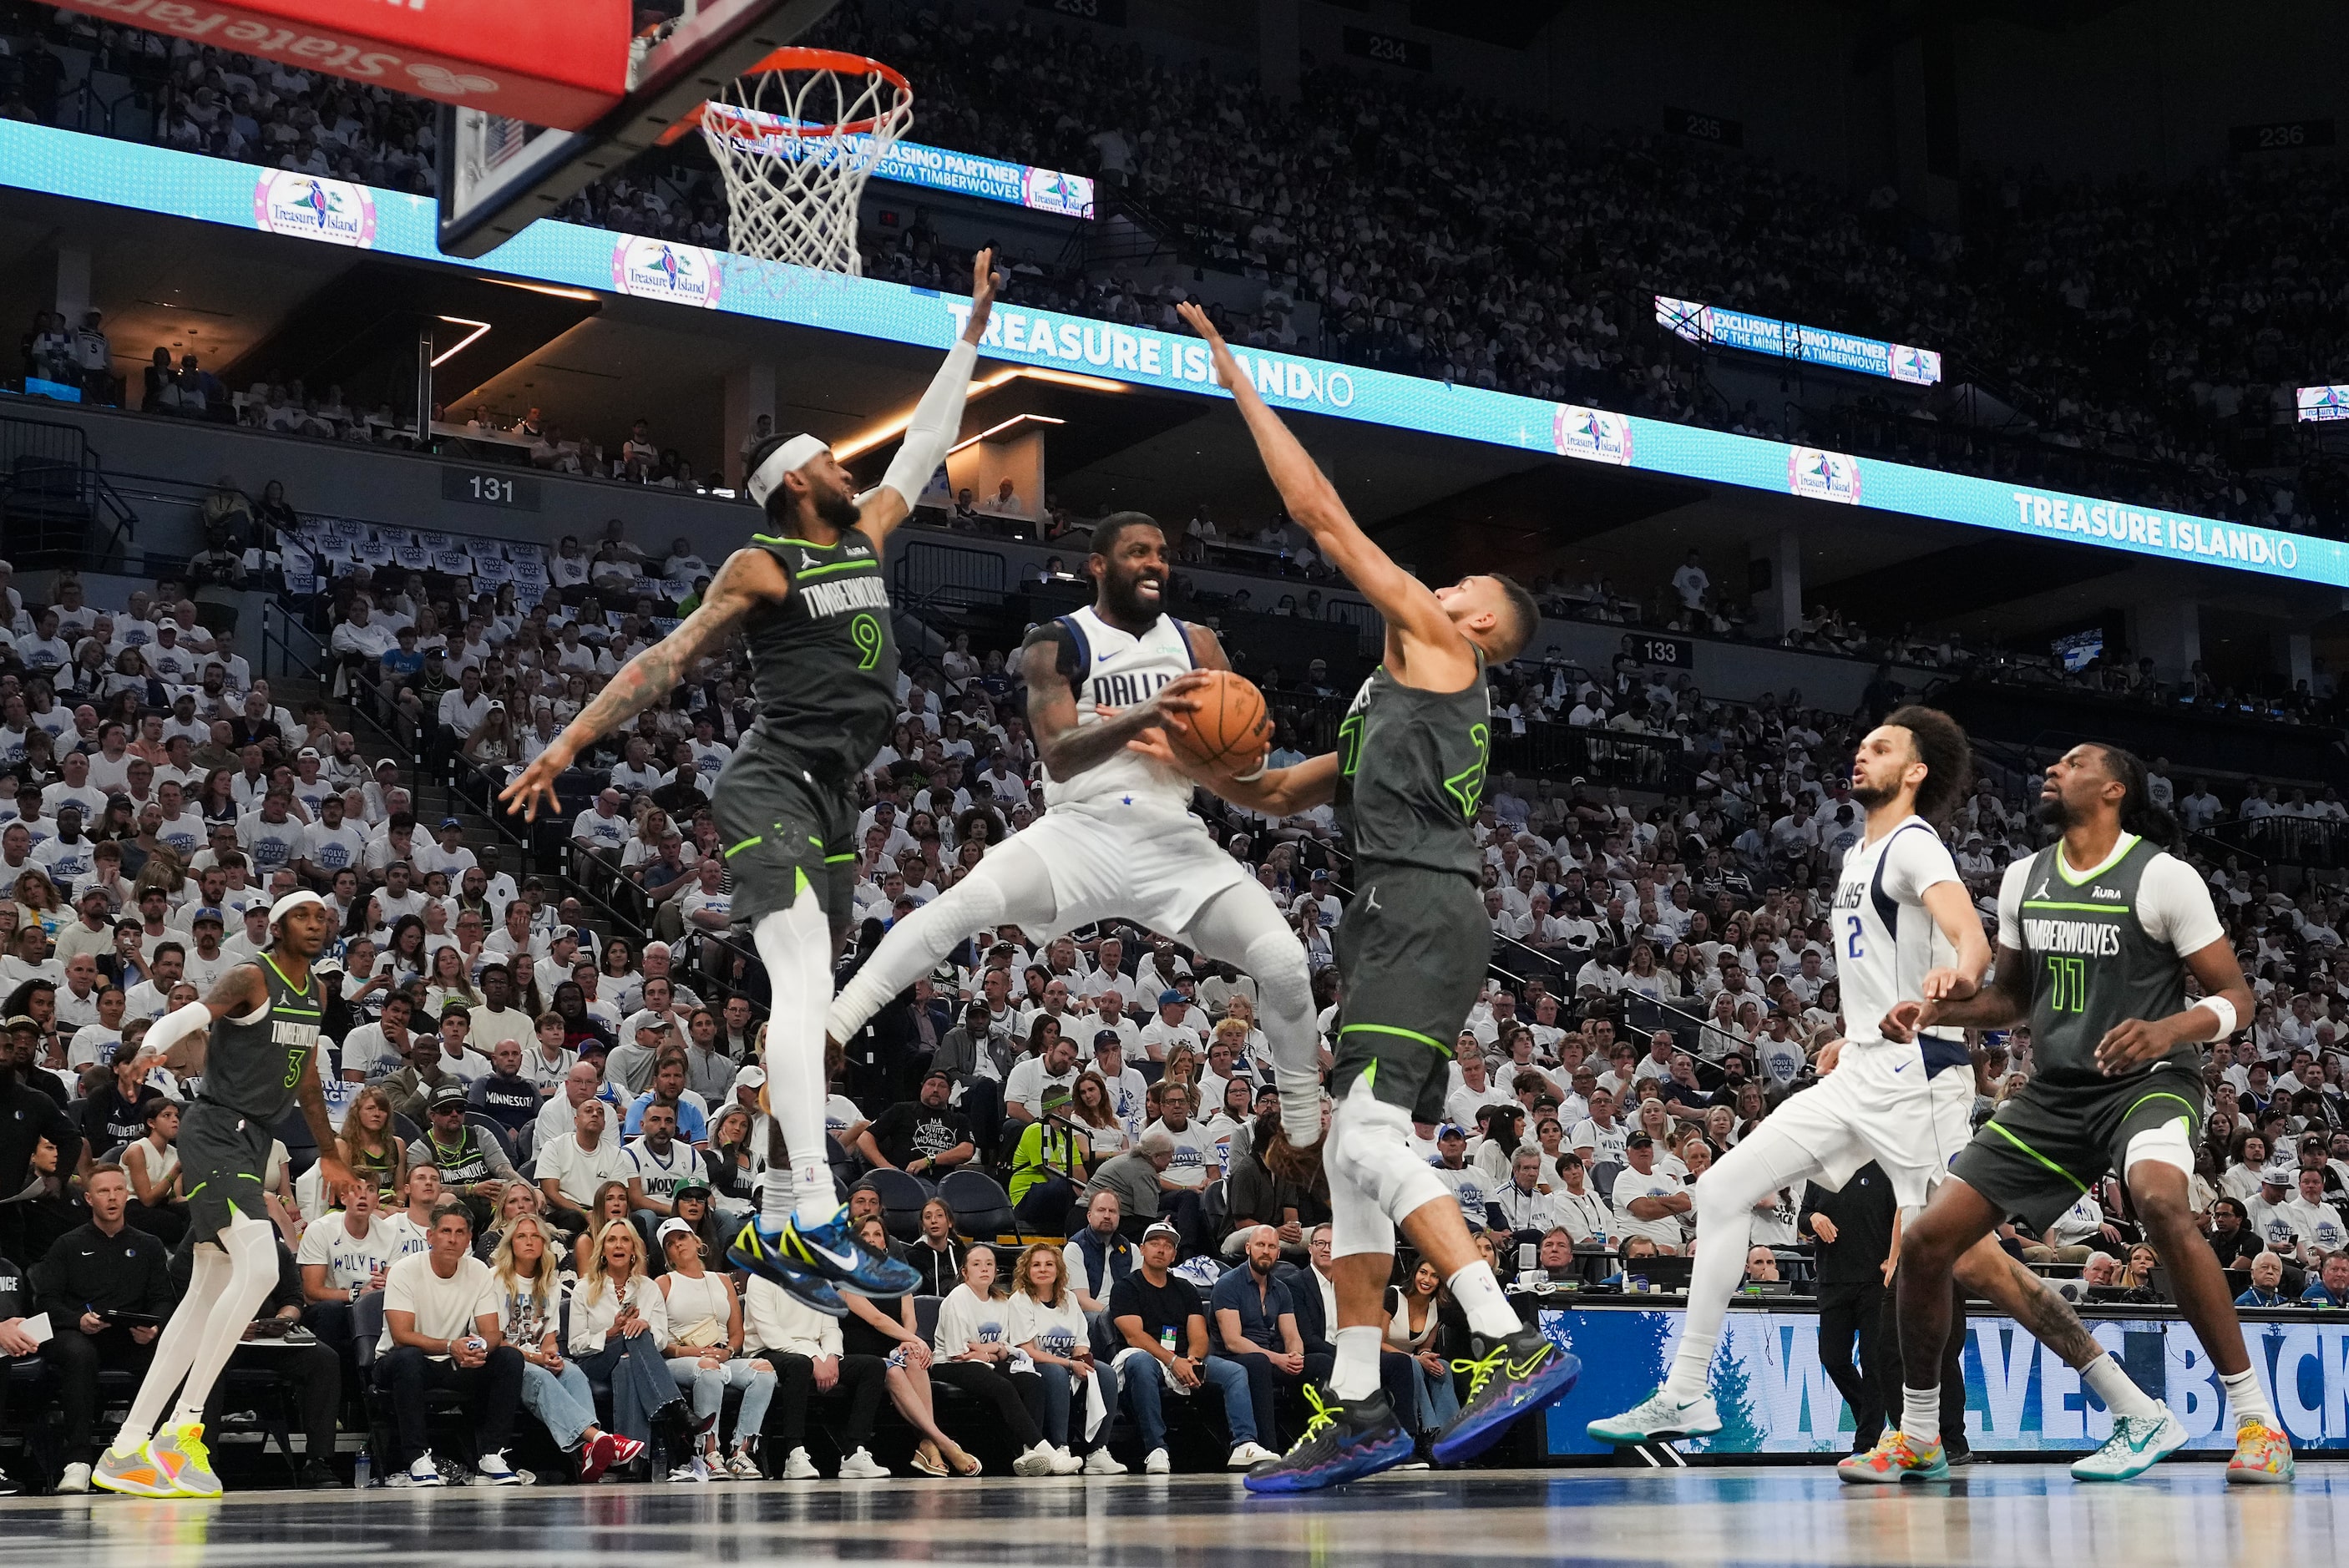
[1243,1385,1415,1495]
[1429,1327,1582,1465]
[729,1211,919,1302]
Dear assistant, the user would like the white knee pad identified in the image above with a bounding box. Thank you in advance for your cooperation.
[2123,1115,2196,1181]
[223,1212,279,1297]
[1324,1080,1451,1257]
[1243,928,1314,1027]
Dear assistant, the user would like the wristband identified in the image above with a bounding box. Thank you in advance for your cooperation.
[2199,994,2240,1040]
[1230,756,1268,782]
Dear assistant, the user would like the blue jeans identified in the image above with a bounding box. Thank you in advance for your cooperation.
[1119,1350,1258,1453]
[1034,1358,1120,1451]
[1408,1358,1460,1431]
[520,1359,600,1450]
[572,1328,680,1444]
[668,1355,777,1445]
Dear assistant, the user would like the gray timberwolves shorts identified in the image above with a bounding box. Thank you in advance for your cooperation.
[1329,863,1491,1125]
[711,738,860,938]
[178,1100,278,1244]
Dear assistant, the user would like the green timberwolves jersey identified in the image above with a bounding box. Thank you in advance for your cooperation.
[741,528,899,781]
[202,953,321,1120]
[2007,835,2196,1086]
[1334,664,1491,879]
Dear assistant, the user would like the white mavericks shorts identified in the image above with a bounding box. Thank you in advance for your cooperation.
[1759,1037,1975,1211]
[1016,802,1264,939]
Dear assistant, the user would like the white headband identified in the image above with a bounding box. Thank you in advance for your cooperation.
[269,890,327,924]
[746,434,830,508]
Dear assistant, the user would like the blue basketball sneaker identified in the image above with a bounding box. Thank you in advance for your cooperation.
[730,1211,918,1302]
[1243,1386,1415,1495]
[1430,1328,1582,1464]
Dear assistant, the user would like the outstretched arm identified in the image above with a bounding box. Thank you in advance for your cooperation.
[1901,942,2031,1034]
[853,249,1001,548]
[1175,302,1464,674]
[499,548,786,820]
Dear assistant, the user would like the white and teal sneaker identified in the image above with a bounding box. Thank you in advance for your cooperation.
[2071,1405,2189,1482]
[1586,1388,1722,1446]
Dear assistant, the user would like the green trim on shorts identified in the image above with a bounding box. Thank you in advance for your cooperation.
[1984,1118,2088,1195]
[1359,1060,1377,1090]
[725,836,764,858]
[2122,1090,2201,1127]
[793,866,811,898]
[823,853,858,864]
[1338,1023,1454,1058]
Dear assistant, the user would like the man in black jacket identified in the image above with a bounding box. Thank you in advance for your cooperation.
[0,1247,37,1492]
[168,1232,342,1487]
[31,1164,177,1490]
[1283,1223,1424,1432]
[0,1048,81,1265]
[1800,1162,1894,1453]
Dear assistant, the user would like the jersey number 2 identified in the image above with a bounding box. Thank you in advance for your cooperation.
[1845,915,1865,959]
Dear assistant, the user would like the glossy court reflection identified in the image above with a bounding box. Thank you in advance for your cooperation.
[0,1468,2338,1568]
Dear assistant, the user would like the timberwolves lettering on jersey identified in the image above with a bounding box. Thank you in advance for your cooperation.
[1830,817,1964,1065]
[740,530,899,780]
[1996,834,2223,1086]
[1037,606,1196,815]
[205,957,322,1120]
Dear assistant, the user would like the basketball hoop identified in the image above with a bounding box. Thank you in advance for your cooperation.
[661,46,912,276]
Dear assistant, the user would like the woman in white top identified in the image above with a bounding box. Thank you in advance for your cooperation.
[1385,1257,1460,1431]
[1632,1100,1689,1177]
[1005,1242,1121,1473]
[492,1214,644,1480]
[929,1245,1069,1474]
[656,1219,773,1479]
[424,943,480,1018]
[564,1219,687,1453]
[123,1098,189,1246]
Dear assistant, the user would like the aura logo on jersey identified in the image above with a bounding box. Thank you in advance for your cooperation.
[610,236,723,309]
[1552,403,1634,466]
[1788,447,1862,505]
[251,170,375,247]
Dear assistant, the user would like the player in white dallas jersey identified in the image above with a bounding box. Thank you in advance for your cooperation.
[826,514,1321,1214]
[1591,706,2186,1464]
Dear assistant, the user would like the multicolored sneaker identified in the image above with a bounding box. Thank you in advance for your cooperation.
[91,1440,175,1499]
[153,1424,223,1498]
[1430,1328,1583,1464]
[727,1217,853,1315]
[1243,1386,1415,1495]
[2072,1406,2188,1482]
[2225,1419,2296,1485]
[1837,1430,1949,1484]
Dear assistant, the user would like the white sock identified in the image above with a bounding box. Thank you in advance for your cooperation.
[109,1424,150,1455]
[794,1159,839,1227]
[2083,1353,2161,1421]
[1330,1326,1383,1400]
[1662,1328,1719,1404]
[1446,1260,1521,1340]
[2221,1367,2276,1431]
[1901,1384,1941,1445]
[758,1167,794,1230]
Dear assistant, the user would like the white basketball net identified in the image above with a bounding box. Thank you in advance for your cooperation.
[697,58,912,276]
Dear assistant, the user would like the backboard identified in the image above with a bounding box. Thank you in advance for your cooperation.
[435,0,840,260]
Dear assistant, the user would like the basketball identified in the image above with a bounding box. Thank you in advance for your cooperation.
[1167,669,1270,772]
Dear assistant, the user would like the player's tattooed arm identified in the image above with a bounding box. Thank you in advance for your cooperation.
[1020,632,1209,781]
[499,548,783,820]
[1898,941,2029,1035]
[134,962,266,1077]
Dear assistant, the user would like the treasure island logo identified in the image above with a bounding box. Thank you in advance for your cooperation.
[610,236,725,310]
[251,171,376,248]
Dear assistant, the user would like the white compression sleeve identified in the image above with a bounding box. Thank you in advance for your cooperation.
[114,1240,231,1451]
[879,339,979,510]
[170,1216,282,1429]
[1182,885,1322,1146]
[139,999,213,1067]
[825,837,1055,1043]
[753,890,844,1228]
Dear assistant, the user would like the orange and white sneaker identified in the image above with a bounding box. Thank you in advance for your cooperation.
[2225,1419,2295,1485]
[92,1439,176,1499]
[1837,1430,1950,1484]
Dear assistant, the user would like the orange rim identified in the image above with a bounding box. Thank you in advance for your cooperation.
[661,47,911,145]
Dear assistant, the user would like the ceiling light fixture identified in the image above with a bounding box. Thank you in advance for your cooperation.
[431,316,492,366]
[833,367,1127,459]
